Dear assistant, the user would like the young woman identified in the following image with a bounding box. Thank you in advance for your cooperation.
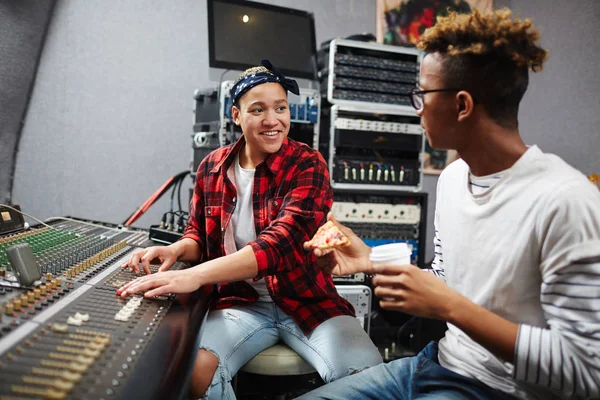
[119,60,382,399]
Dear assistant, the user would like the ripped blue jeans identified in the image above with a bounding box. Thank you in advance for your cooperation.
[197,301,383,400]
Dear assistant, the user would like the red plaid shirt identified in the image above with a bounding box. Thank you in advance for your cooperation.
[182,136,354,334]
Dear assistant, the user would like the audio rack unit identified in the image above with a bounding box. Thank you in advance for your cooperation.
[330,189,428,350]
[323,104,424,191]
[318,39,421,111]
[332,189,427,269]
[335,285,372,334]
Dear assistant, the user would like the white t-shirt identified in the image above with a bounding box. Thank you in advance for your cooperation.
[429,171,505,280]
[231,153,272,302]
[432,146,600,399]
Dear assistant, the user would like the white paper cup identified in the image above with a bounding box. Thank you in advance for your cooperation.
[370,243,412,301]
[370,242,412,266]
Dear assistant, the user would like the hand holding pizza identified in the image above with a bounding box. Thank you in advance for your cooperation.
[304,213,373,276]
[305,221,351,249]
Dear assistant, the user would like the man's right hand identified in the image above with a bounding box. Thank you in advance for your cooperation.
[304,213,373,276]
[121,245,179,275]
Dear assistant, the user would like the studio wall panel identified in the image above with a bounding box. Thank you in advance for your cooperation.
[0,0,55,203]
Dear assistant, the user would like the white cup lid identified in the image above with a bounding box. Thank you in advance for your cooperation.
[370,242,412,264]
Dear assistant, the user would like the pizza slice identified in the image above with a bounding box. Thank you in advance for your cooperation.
[306,221,351,249]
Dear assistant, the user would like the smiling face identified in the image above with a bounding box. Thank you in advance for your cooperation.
[231,82,290,168]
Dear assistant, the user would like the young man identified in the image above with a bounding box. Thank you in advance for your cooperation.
[300,9,600,400]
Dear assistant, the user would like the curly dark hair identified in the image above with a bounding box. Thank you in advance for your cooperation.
[417,8,548,128]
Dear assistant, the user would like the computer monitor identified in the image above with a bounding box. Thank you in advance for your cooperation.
[207,0,317,80]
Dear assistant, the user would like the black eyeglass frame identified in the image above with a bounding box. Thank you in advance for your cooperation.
[410,88,462,111]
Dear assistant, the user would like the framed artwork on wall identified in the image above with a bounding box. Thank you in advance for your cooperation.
[423,145,459,175]
[377,0,491,174]
[376,0,493,46]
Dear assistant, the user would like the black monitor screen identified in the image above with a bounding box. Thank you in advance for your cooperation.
[207,0,316,79]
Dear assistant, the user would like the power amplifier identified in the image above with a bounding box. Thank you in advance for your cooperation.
[323,105,424,191]
[318,39,421,112]
[332,189,427,269]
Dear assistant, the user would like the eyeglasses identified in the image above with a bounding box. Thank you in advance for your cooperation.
[410,88,461,111]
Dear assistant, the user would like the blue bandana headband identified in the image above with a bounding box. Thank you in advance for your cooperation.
[230,59,300,106]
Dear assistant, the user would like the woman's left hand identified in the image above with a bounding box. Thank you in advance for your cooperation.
[117,268,202,298]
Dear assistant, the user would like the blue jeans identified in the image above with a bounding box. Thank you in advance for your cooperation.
[296,341,517,400]
[198,301,383,400]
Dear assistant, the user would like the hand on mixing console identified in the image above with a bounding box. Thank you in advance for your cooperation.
[116,268,201,298]
[121,245,178,275]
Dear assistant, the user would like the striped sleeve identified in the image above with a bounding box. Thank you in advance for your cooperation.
[426,229,446,281]
[513,182,600,397]
[513,260,600,397]
[425,198,445,281]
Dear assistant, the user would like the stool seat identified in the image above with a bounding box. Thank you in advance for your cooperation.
[239,343,316,376]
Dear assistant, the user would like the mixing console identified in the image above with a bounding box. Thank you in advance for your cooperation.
[0,218,211,399]
[46,218,152,248]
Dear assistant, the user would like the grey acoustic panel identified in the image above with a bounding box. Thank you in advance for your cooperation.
[0,0,55,204]
[511,0,600,177]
